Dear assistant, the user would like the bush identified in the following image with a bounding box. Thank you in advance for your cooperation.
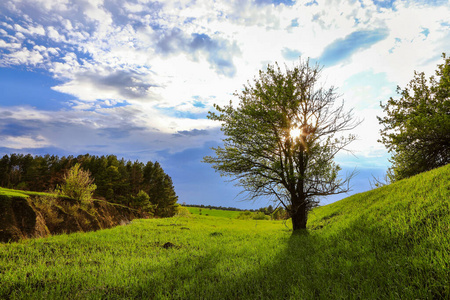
[58,163,96,205]
[236,211,253,220]
[175,205,191,217]
[237,211,270,220]
[253,212,270,220]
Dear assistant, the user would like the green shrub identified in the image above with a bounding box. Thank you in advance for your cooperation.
[237,211,270,220]
[57,163,96,205]
[253,211,270,220]
[175,205,191,217]
[236,210,253,220]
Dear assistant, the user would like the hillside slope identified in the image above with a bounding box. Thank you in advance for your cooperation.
[309,163,449,233]
[305,163,450,297]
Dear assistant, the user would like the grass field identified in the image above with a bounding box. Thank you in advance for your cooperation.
[0,164,449,299]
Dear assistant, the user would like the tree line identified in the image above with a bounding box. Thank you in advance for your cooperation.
[183,203,289,220]
[0,153,178,217]
[183,204,255,212]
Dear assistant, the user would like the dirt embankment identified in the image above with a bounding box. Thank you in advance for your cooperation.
[0,195,145,243]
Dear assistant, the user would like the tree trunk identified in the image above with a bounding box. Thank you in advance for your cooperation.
[291,202,307,231]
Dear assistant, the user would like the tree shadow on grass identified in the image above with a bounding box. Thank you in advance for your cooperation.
[3,217,448,299]
[127,218,449,299]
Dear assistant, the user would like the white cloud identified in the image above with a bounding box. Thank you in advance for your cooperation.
[0,103,219,158]
[4,47,44,65]
[0,135,50,149]
[47,26,66,42]
[0,39,21,49]
[15,32,26,40]
[0,107,51,121]
[13,23,46,36]
[0,0,449,160]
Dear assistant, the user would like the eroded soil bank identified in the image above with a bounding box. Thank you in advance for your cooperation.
[0,195,145,243]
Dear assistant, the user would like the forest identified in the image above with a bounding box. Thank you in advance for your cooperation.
[0,153,178,217]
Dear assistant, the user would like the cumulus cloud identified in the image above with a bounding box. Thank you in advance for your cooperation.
[153,27,240,77]
[0,135,50,149]
[54,69,159,101]
[0,101,220,158]
[0,0,449,161]
[1,0,241,81]
[155,27,186,55]
[189,33,239,77]
[98,126,147,139]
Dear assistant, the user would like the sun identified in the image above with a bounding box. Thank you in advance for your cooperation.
[289,127,302,139]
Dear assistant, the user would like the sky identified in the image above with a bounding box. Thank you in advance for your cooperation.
[0,0,449,209]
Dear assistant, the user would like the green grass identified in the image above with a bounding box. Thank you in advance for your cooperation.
[0,187,130,208]
[0,187,31,198]
[0,187,57,198]
[186,206,243,218]
[0,164,449,299]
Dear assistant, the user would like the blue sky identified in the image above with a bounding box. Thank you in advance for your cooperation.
[1,0,449,209]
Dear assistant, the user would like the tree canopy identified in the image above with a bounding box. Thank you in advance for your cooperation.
[204,60,360,231]
[378,53,450,181]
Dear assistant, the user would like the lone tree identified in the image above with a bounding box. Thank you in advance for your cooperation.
[58,163,97,204]
[204,60,360,231]
[378,53,450,181]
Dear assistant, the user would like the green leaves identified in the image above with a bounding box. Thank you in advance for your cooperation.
[378,53,450,181]
[57,163,97,204]
[205,59,359,229]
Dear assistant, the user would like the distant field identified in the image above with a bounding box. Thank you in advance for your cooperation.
[186,206,243,218]
[0,164,449,299]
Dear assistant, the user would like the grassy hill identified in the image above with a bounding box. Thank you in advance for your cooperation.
[0,164,449,299]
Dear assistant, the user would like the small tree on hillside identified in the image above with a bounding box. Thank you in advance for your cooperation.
[204,60,360,231]
[59,163,97,204]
